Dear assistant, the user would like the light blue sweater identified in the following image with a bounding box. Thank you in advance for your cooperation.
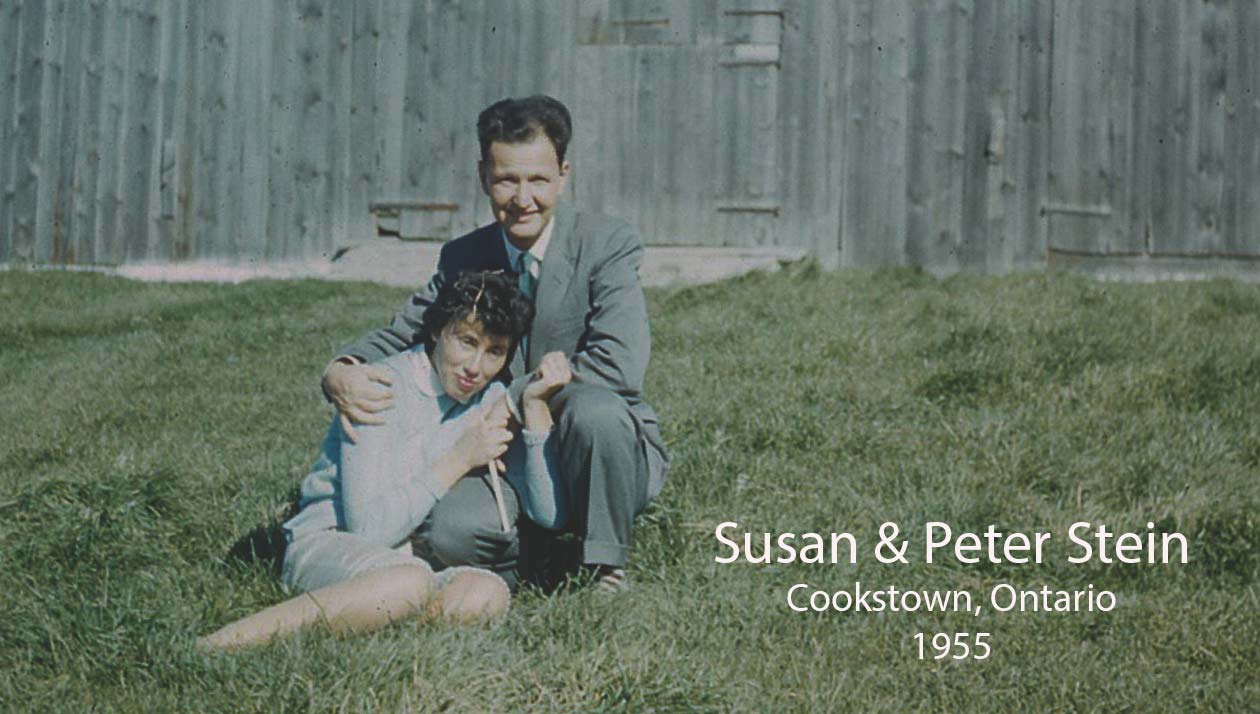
[284,349,565,546]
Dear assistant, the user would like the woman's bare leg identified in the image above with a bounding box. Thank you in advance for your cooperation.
[198,563,437,650]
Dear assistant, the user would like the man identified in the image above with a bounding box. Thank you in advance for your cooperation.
[322,95,668,590]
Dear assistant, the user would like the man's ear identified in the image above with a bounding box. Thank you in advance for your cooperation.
[558,160,570,190]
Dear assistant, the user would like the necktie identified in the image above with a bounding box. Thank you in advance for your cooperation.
[517,252,535,360]
[517,252,537,301]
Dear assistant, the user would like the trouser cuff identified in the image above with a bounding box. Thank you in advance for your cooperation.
[583,539,630,567]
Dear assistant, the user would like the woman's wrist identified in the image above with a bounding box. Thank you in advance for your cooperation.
[521,398,553,433]
[431,447,472,491]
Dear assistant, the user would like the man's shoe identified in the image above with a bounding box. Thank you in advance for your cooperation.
[593,565,628,594]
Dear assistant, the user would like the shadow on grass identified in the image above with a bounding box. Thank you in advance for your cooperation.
[226,521,290,578]
[224,492,299,577]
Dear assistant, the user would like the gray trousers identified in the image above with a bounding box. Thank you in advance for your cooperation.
[412,382,664,577]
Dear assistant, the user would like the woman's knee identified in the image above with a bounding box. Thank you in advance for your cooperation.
[432,568,510,624]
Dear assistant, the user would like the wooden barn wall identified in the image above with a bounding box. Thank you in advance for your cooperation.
[1,0,1257,271]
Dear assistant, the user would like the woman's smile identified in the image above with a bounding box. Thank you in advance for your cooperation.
[455,372,478,393]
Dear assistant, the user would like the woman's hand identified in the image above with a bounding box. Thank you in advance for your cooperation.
[521,352,571,432]
[451,396,513,478]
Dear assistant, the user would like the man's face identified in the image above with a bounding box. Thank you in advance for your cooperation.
[478,133,569,247]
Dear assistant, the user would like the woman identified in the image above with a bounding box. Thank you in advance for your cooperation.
[199,271,569,649]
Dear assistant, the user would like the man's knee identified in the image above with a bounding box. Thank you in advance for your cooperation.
[554,384,635,444]
[423,488,511,568]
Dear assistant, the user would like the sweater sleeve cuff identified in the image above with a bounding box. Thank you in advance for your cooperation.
[521,427,551,447]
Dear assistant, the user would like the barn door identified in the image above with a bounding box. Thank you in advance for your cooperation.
[1044,1,1141,257]
[712,2,783,248]
[574,1,783,249]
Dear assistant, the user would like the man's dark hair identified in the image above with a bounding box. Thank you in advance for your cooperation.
[422,270,533,357]
[477,95,573,163]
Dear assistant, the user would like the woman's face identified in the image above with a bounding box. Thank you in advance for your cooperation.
[432,317,511,403]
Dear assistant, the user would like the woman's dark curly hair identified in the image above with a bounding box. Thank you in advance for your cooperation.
[421,270,533,357]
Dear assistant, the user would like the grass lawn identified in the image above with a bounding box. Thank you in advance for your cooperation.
[1,265,1258,712]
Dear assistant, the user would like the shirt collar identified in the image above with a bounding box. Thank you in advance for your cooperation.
[500,216,554,269]
[408,349,461,414]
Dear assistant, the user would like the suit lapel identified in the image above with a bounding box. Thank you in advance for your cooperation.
[479,224,512,271]
[530,206,578,367]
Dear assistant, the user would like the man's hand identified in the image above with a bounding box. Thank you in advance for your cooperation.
[323,361,395,443]
[521,351,571,432]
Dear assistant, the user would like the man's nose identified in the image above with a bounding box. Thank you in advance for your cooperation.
[512,182,533,208]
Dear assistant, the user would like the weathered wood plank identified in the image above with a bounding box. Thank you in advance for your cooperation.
[347,0,379,243]
[839,0,874,266]
[666,0,719,247]
[842,0,909,265]
[1188,0,1228,253]
[34,0,73,263]
[1047,0,1138,255]
[0,0,24,261]
[448,0,485,235]
[172,0,199,259]
[91,0,128,262]
[974,1,1024,273]
[1008,0,1053,269]
[214,0,245,260]
[370,0,408,219]
[905,0,968,272]
[66,0,108,264]
[264,0,297,260]
[811,0,848,267]
[651,37,717,246]
[400,0,448,240]
[192,0,231,259]
[714,3,782,250]
[289,0,332,259]
[148,0,179,261]
[1140,1,1190,254]
[232,0,270,261]
[118,0,160,261]
[1227,0,1260,253]
[10,0,51,262]
[325,0,352,251]
[572,44,634,234]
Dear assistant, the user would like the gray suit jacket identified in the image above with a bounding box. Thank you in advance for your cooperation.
[338,204,668,472]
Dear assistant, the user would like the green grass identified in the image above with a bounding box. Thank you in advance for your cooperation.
[2,265,1258,712]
